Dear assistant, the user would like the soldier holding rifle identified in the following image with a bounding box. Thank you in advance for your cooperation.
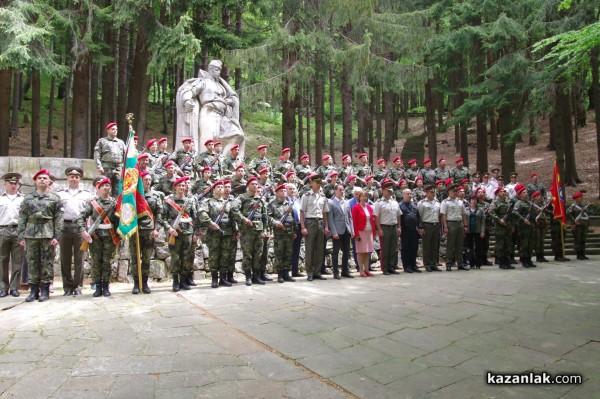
[567,191,590,260]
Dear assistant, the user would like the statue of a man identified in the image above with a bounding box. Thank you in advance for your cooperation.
[176,60,245,157]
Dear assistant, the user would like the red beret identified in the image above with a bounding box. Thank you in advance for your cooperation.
[476,187,485,194]
[531,191,541,198]
[329,171,338,177]
[300,154,309,161]
[213,180,224,186]
[322,155,332,161]
[436,180,443,185]
[133,136,138,140]
[572,192,584,199]
[455,157,463,163]
[96,177,111,188]
[444,178,453,186]
[214,141,222,146]
[347,175,357,182]
[495,187,505,195]
[281,148,290,154]
[415,177,423,182]
[423,158,431,164]
[530,172,537,178]
[231,144,240,151]
[275,184,286,192]
[515,183,526,195]
[140,171,150,178]
[181,137,193,144]
[285,171,295,178]
[138,153,149,160]
[376,158,386,165]
[461,178,470,184]
[204,139,214,146]
[359,153,368,159]
[342,154,351,161]
[105,122,117,130]
[235,164,245,171]
[247,176,258,184]
[173,176,190,187]
[164,161,175,168]
[392,156,401,163]
[145,139,157,148]
[408,159,417,165]
[157,137,167,144]
[33,169,50,181]
[257,145,267,151]
[259,168,269,175]
[365,175,374,182]
[223,179,231,185]
[438,157,445,163]
[398,179,407,185]
[201,166,212,173]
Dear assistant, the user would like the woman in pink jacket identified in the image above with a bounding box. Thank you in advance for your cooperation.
[351,190,376,277]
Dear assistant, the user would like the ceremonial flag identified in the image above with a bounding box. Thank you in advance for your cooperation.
[551,159,566,226]
[115,126,152,239]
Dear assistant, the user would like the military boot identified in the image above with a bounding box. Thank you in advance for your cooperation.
[102,281,111,297]
[283,270,295,282]
[227,271,238,284]
[260,269,273,281]
[505,257,515,269]
[132,277,140,295]
[179,274,191,290]
[536,255,548,263]
[142,275,151,294]
[38,283,50,302]
[219,271,232,287]
[277,270,284,283]
[252,269,265,285]
[521,257,530,268]
[172,274,180,292]
[446,263,453,272]
[244,269,252,286]
[25,284,39,302]
[211,270,219,288]
[527,257,537,268]
[93,281,103,297]
[187,274,197,286]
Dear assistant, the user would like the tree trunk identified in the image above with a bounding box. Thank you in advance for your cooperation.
[90,64,100,155]
[476,114,487,173]
[590,48,600,199]
[435,74,444,130]
[356,93,365,152]
[63,75,70,157]
[383,90,394,160]
[116,23,129,141]
[101,23,116,130]
[490,110,498,150]
[47,77,55,149]
[127,19,152,142]
[340,67,353,156]
[329,64,335,156]
[281,77,296,156]
[305,84,311,160]
[0,69,10,156]
[403,91,409,133]
[297,92,303,157]
[72,60,90,158]
[425,79,437,162]
[556,80,581,185]
[498,105,516,175]
[368,92,374,162]
[375,84,382,157]
[10,70,19,137]
[31,70,41,157]
[313,75,324,162]
[161,73,168,135]
[234,6,243,92]
[528,114,537,146]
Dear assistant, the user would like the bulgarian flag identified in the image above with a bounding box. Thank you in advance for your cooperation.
[115,125,152,239]
[550,159,567,226]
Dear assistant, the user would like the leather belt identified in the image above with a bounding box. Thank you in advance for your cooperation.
[422,222,439,225]
[64,220,77,223]
[380,224,397,227]
[0,225,17,227]
[304,217,322,220]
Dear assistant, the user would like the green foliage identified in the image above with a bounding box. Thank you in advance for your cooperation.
[147,15,202,75]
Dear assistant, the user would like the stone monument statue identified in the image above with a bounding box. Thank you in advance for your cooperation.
[175,59,245,157]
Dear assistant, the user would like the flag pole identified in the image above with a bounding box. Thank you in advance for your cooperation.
[561,224,565,259]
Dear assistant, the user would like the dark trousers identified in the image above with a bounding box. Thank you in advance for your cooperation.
[465,233,483,267]
[0,226,23,291]
[304,219,324,276]
[60,223,84,291]
[332,231,351,274]
[422,223,440,269]
[400,230,419,269]
[380,225,398,272]
[291,226,302,275]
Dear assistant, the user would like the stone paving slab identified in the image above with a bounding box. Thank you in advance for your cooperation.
[0,258,599,398]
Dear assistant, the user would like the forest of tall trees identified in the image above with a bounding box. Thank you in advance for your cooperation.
[0,0,599,193]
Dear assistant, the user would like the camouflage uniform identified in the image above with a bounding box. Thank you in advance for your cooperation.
[323,183,336,199]
[295,164,313,183]
[195,152,222,178]
[338,165,355,183]
[404,167,419,188]
[222,156,242,178]
[273,159,295,183]
[77,197,118,286]
[531,202,548,261]
[373,168,389,183]
[230,177,247,197]
[233,193,268,284]
[267,198,297,277]
[247,157,272,177]
[355,163,372,185]
[153,174,177,196]
[93,136,126,196]
[434,167,451,182]
[420,168,437,186]
[191,178,213,196]
[412,187,426,203]
[452,166,470,185]
[389,166,404,182]
[567,203,589,259]
[200,197,239,274]
[18,191,64,294]
[169,149,196,170]
[489,198,514,269]
[514,198,535,266]
[526,182,547,199]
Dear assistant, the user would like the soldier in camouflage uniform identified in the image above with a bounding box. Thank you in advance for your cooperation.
[267,184,297,283]
[153,161,178,196]
[476,188,493,265]
[404,160,419,188]
[512,184,536,268]
[195,139,222,179]
[94,122,126,197]
[169,138,197,174]
[233,177,269,285]
[78,178,119,297]
[199,181,240,288]
[338,154,354,183]
[257,168,273,193]
[295,154,313,184]
[419,158,437,186]
[344,175,358,200]
[273,148,295,183]
[526,172,547,199]
[163,176,201,292]
[435,180,446,203]
[530,191,549,263]
[412,177,426,203]
[129,171,167,294]
[355,153,372,186]
[247,144,271,177]
[314,155,336,178]
[373,158,389,183]
[223,180,240,283]
[230,164,248,196]
[389,156,404,182]
[322,171,339,199]
[567,191,589,260]
[364,176,381,203]
[191,166,214,196]
[257,184,274,282]
[18,170,64,302]
[452,157,470,185]
[221,144,243,179]
[434,157,451,182]
[488,187,515,269]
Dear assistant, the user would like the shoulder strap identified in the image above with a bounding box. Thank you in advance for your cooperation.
[91,200,119,245]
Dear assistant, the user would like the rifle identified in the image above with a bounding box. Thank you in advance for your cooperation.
[573,204,589,224]
[212,199,231,234]
[80,203,115,251]
[535,201,551,223]
[524,202,534,222]
[278,204,294,224]
[246,186,272,221]
[196,182,216,203]
[500,202,514,223]
[168,204,187,246]
[180,150,197,171]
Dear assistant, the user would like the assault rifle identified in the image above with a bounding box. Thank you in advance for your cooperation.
[535,201,551,223]
[246,186,272,221]
[168,204,187,246]
[500,202,514,223]
[80,203,115,251]
[212,199,231,235]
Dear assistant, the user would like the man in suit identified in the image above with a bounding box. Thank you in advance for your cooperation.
[328,184,354,279]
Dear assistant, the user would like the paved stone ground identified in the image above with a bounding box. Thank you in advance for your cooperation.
[1,258,599,399]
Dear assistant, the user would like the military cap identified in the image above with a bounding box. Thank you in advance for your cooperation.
[213,180,224,186]
[482,172,489,177]
[438,157,445,163]
[285,171,295,179]
[235,164,246,171]
[408,159,417,165]
[530,172,537,178]
[145,139,157,148]
[65,167,83,177]
[138,153,149,160]
[425,185,436,192]
[181,137,194,144]
[514,183,526,195]
[435,179,443,185]
[497,175,504,180]
[204,139,214,146]
[223,179,231,185]
[307,172,323,182]
[531,191,541,198]
[133,136,139,141]
[96,177,111,188]
[491,167,500,173]
[376,158,386,165]
[164,160,175,168]
[201,166,212,173]
[461,178,470,184]
[281,148,290,154]
[173,176,190,186]
[257,144,267,151]
[230,144,240,151]
[455,157,463,163]
[140,171,151,178]
[392,156,402,163]
[32,169,50,181]
[214,141,222,146]
[447,184,458,191]
[398,179,407,186]
[2,172,22,183]
[341,154,351,161]
[423,158,432,164]
[275,184,286,192]
[444,178,453,186]
[365,175,374,182]
[258,168,269,175]
[494,187,505,195]
[415,177,423,182]
[572,192,584,199]
[509,172,518,178]
[105,122,117,130]
[347,175,357,182]
[322,154,332,161]
[329,171,338,177]
[300,154,310,161]
[381,179,395,190]
[473,171,481,177]
[157,137,168,144]
[358,153,368,159]
[246,176,258,184]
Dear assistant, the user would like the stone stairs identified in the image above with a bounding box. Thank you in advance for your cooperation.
[489,228,600,256]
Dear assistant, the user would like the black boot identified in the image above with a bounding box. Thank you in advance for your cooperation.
[179,274,191,290]
[227,271,238,284]
[38,283,50,302]
[446,263,453,272]
[252,269,265,285]
[333,266,341,279]
[521,257,531,268]
[187,274,197,286]
[102,281,111,297]
[260,269,273,281]
[527,257,537,268]
[277,270,284,283]
[25,284,38,302]
[219,271,232,287]
[494,257,499,265]
[93,281,103,297]
[536,255,548,263]
[211,270,219,288]
[244,269,252,286]
[505,257,515,269]
[581,252,589,260]
[412,265,422,273]
[172,274,180,292]
[283,270,295,282]
[510,258,518,264]
[458,262,469,271]
[142,275,151,294]
[132,277,140,295]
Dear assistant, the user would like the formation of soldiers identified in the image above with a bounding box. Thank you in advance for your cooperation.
[0,122,593,301]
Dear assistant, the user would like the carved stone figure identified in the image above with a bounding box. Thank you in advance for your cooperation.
[176,60,245,157]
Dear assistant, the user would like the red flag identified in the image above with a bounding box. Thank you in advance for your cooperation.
[550,159,566,226]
